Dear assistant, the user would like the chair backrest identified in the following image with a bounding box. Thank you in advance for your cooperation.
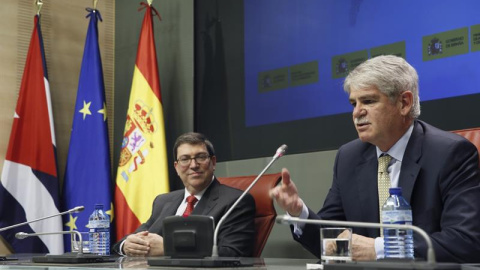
[451,127,480,166]
[217,173,282,257]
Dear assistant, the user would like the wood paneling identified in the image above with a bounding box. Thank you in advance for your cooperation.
[0,0,115,185]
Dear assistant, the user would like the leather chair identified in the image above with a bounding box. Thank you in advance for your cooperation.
[451,127,480,165]
[217,173,282,257]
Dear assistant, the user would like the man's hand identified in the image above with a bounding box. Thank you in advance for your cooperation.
[123,231,150,256]
[269,168,304,217]
[323,238,337,257]
[349,233,376,261]
[144,233,164,256]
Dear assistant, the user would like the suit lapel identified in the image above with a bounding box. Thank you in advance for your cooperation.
[192,178,219,215]
[167,193,184,216]
[399,121,423,203]
[150,192,183,235]
[357,146,381,223]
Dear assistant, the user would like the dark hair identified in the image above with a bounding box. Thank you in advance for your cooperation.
[173,132,215,161]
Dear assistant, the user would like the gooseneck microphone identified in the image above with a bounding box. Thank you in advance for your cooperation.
[276,215,436,265]
[211,144,288,258]
[16,231,84,254]
[0,206,84,232]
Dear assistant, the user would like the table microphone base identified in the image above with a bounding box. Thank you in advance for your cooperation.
[0,254,17,261]
[324,260,460,270]
[32,253,115,264]
[148,256,255,268]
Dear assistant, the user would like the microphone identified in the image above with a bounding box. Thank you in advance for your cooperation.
[276,215,436,265]
[0,206,84,232]
[211,144,288,258]
[16,230,84,254]
[274,144,288,159]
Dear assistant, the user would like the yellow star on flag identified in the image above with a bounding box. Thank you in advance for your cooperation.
[105,202,114,223]
[79,100,92,120]
[65,213,78,231]
[97,102,107,121]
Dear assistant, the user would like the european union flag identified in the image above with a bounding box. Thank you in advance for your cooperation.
[62,8,112,252]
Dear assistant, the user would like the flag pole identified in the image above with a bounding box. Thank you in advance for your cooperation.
[93,0,98,10]
[147,0,153,6]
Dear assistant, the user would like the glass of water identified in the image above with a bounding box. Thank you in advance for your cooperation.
[71,232,90,254]
[320,227,352,263]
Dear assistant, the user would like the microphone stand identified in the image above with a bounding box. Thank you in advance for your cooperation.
[276,215,436,265]
[16,231,84,255]
[0,206,84,232]
[211,144,287,258]
[0,206,84,261]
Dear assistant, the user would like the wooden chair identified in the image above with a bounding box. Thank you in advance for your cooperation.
[217,173,282,257]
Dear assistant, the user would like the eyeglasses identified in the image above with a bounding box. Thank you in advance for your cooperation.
[176,154,211,166]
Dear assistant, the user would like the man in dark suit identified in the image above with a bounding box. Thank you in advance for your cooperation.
[270,55,480,263]
[112,132,255,257]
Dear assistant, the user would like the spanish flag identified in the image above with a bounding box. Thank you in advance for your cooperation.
[114,2,169,240]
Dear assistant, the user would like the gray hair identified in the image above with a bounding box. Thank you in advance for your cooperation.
[173,132,215,161]
[343,55,420,119]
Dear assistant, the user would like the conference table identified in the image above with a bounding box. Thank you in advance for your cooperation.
[1,255,480,270]
[0,255,319,269]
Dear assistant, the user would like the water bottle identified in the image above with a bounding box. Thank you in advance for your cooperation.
[88,204,110,255]
[381,187,414,259]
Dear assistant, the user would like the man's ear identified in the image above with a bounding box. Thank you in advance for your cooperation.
[210,155,217,168]
[399,91,414,116]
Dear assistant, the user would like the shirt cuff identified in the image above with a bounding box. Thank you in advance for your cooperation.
[118,240,127,256]
[291,203,309,237]
[374,237,384,259]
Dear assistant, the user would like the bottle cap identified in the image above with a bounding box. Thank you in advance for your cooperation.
[389,187,402,195]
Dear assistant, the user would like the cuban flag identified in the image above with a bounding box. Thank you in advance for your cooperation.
[0,15,63,254]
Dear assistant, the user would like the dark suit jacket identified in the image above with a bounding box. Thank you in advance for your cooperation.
[294,120,480,263]
[112,178,256,257]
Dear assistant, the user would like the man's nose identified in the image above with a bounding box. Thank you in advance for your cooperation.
[352,104,364,118]
[189,158,200,167]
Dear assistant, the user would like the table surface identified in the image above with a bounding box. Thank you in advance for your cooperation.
[0,254,320,269]
[2,255,479,270]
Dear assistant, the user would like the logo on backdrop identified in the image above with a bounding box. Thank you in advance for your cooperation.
[428,37,443,55]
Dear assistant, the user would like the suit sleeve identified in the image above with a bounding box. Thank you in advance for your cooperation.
[291,149,346,259]
[217,192,256,257]
[111,195,163,255]
[415,139,480,263]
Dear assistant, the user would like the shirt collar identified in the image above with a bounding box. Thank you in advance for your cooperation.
[376,123,414,162]
[183,175,215,201]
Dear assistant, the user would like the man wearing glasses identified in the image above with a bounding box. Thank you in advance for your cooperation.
[112,132,256,257]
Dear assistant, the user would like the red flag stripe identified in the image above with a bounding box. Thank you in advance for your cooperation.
[5,16,57,177]
[135,6,162,102]
[114,186,141,240]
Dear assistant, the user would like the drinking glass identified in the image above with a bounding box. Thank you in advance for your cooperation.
[320,227,352,263]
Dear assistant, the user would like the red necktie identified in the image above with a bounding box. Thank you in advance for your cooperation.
[182,195,198,217]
